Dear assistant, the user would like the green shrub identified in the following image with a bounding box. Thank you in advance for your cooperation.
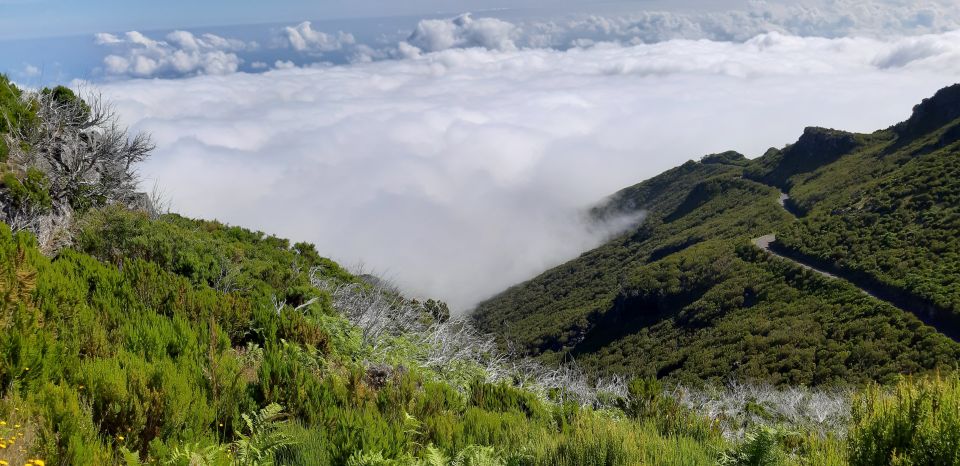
[848,374,960,466]
[718,426,789,466]
[33,382,114,465]
[2,168,52,212]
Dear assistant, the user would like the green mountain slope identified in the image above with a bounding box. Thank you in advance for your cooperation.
[473,84,960,387]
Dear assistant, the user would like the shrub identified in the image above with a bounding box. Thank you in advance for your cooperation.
[848,374,960,466]
[717,425,789,466]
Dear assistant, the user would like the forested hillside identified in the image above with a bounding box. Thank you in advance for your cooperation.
[474,84,960,387]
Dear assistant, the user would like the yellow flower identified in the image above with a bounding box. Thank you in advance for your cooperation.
[117,435,125,441]
[13,424,19,428]
[33,460,46,466]
[0,460,8,466]
[0,442,6,449]
[23,367,28,371]
[0,421,5,425]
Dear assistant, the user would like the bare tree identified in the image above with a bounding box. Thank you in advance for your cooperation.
[4,202,44,235]
[8,88,154,208]
[311,271,426,350]
[147,182,173,219]
[675,380,851,439]
[309,266,630,407]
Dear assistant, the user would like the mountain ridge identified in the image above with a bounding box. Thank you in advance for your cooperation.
[473,83,960,387]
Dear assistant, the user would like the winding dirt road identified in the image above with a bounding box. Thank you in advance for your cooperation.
[752,233,841,281]
[753,191,960,341]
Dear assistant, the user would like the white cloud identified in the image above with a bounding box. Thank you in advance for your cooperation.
[404,13,519,54]
[94,30,254,78]
[517,0,960,47]
[282,21,355,53]
[21,64,40,77]
[94,30,960,310]
[94,32,124,45]
[872,33,957,68]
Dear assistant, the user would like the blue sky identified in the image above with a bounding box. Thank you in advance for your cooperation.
[1,0,367,39]
[0,0,689,39]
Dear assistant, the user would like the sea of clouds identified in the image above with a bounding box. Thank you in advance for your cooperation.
[82,0,960,78]
[93,22,960,309]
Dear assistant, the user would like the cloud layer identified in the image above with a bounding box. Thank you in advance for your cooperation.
[95,30,256,77]
[404,14,519,54]
[89,0,960,79]
[515,0,960,48]
[93,29,960,310]
[282,22,356,54]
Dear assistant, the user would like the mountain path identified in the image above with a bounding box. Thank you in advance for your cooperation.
[752,233,841,281]
[753,190,960,341]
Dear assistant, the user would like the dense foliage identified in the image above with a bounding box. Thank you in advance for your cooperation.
[848,374,960,465]
[0,208,730,465]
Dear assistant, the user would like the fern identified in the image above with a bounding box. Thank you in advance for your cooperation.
[230,403,296,466]
[165,442,224,466]
[717,425,791,466]
[450,445,504,466]
[344,445,506,466]
[421,446,449,466]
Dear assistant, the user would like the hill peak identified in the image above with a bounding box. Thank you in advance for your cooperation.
[745,126,859,189]
[895,84,960,139]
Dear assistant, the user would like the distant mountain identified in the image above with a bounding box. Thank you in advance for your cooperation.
[473,84,960,387]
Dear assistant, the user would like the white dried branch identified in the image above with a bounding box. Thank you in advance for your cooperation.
[308,266,852,434]
[8,88,154,207]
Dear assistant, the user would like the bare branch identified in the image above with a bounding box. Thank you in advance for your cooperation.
[8,88,154,208]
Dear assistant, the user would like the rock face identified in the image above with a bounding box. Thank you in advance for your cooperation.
[746,126,860,189]
[786,127,859,162]
[125,192,155,215]
[34,207,73,255]
[895,83,960,139]
[700,151,749,166]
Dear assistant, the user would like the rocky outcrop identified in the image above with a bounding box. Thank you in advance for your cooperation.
[746,126,860,189]
[894,83,960,139]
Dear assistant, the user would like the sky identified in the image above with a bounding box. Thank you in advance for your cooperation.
[3,0,960,310]
[0,1,738,39]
